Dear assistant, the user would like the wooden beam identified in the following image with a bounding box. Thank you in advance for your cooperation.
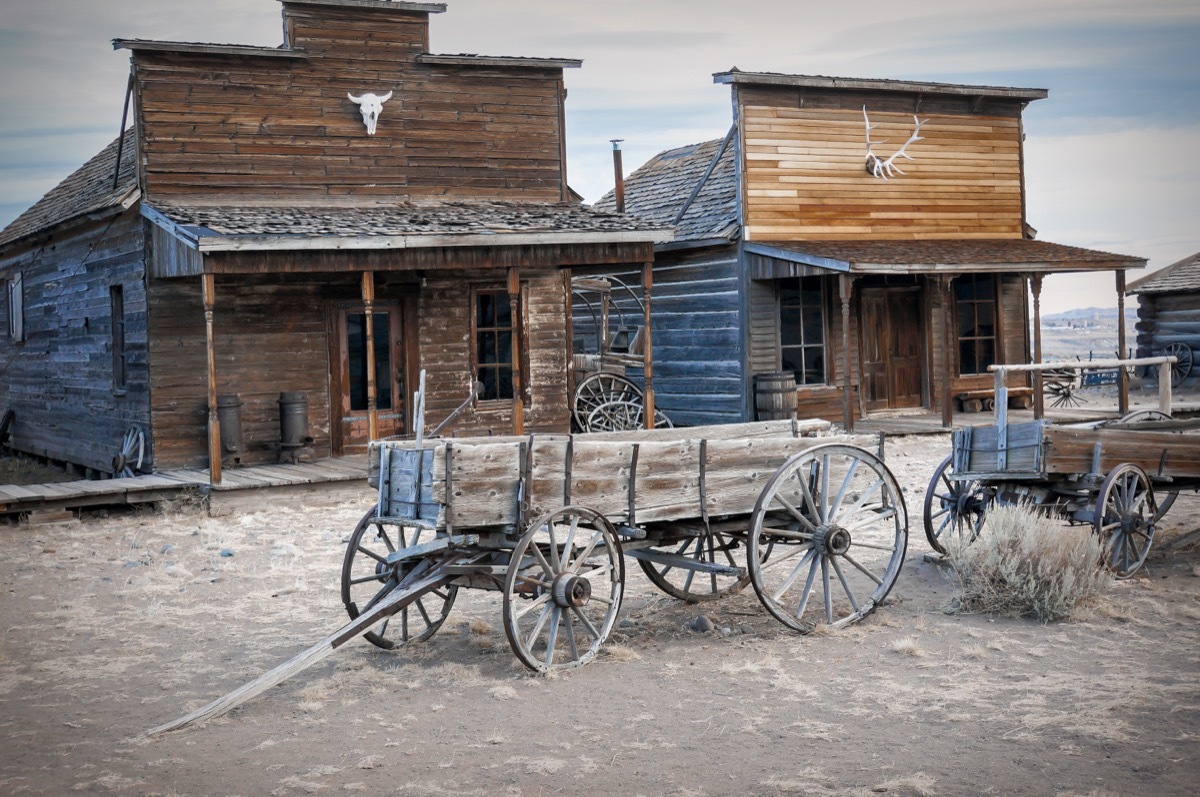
[1031,274,1044,419]
[840,274,853,431]
[1116,270,1128,416]
[508,267,525,435]
[362,272,378,442]
[642,262,656,430]
[202,273,221,486]
[941,276,954,429]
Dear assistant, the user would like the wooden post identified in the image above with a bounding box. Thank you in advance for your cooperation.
[1116,270,1128,415]
[941,276,954,429]
[1159,361,1173,415]
[508,268,524,435]
[642,262,655,430]
[1031,274,1044,419]
[202,273,222,486]
[361,272,378,442]
[839,274,853,431]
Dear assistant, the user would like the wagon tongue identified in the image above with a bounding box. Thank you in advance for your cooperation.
[147,558,458,736]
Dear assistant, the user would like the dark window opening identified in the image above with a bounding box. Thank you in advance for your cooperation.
[475,291,514,400]
[7,272,23,342]
[111,285,126,389]
[955,275,997,375]
[780,277,826,386]
[347,312,392,412]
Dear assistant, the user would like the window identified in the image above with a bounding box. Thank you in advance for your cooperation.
[475,290,514,401]
[779,277,825,386]
[346,311,393,411]
[111,285,126,389]
[955,274,996,375]
[7,272,23,341]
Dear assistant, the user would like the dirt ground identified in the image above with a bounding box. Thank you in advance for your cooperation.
[1,433,1198,797]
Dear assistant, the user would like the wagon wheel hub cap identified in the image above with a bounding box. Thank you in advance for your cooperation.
[814,526,852,556]
[552,574,592,608]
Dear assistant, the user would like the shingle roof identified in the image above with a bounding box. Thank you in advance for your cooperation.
[755,239,1146,272]
[0,129,139,250]
[593,137,738,244]
[150,198,667,251]
[1127,250,1200,294]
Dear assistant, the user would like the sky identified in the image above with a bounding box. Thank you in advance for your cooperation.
[1,0,1197,314]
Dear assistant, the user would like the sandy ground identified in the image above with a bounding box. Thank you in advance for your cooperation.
[2,433,1198,797]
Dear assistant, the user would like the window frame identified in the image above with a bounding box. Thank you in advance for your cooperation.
[472,287,517,403]
[778,275,828,387]
[953,274,998,376]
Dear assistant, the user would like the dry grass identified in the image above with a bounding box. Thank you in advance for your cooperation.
[945,504,1112,622]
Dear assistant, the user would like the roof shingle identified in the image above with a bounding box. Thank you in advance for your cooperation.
[1127,250,1200,294]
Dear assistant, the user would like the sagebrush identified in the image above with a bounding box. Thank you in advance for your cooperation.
[946,503,1111,622]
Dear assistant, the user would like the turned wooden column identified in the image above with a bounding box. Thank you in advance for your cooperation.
[941,276,955,429]
[202,273,221,485]
[361,272,378,442]
[508,268,524,435]
[839,274,853,431]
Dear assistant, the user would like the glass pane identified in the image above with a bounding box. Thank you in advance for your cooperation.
[374,313,392,411]
[495,294,512,328]
[497,329,512,364]
[478,332,495,362]
[959,340,977,375]
[977,300,994,333]
[977,338,995,371]
[957,303,977,338]
[498,366,513,398]
[781,347,803,381]
[954,276,976,302]
[348,313,367,411]
[802,302,823,345]
[479,367,498,400]
[803,346,825,386]
[477,294,495,327]
[780,281,802,347]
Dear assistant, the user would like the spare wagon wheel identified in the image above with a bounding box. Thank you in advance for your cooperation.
[572,373,643,431]
[1162,342,1193,387]
[341,505,458,649]
[112,426,144,478]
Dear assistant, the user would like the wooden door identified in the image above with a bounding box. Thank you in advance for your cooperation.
[332,306,406,454]
[859,288,924,411]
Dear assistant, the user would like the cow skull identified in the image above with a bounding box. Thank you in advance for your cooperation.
[863,107,927,179]
[348,90,393,135]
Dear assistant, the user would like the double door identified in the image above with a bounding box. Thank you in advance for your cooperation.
[860,287,924,411]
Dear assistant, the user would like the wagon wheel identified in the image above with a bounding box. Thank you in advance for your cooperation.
[112,426,145,478]
[341,505,458,649]
[1094,464,1157,579]
[922,455,990,555]
[1044,379,1082,408]
[502,506,624,672]
[637,523,750,602]
[1112,411,1179,521]
[1163,342,1193,387]
[747,444,908,633]
[585,400,673,433]
[572,373,643,430]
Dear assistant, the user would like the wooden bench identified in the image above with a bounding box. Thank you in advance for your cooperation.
[956,387,1034,413]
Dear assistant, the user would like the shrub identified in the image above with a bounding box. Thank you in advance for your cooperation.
[946,503,1111,622]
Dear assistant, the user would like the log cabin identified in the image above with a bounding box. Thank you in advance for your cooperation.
[591,71,1146,427]
[0,0,663,480]
[1129,249,1200,387]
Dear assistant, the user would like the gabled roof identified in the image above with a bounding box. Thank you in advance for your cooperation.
[712,70,1048,102]
[593,136,738,245]
[0,129,139,251]
[1127,250,1200,294]
[145,198,667,252]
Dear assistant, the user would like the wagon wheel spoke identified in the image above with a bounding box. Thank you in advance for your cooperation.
[1094,464,1157,579]
[638,523,750,603]
[340,505,457,650]
[503,507,624,673]
[922,455,988,555]
[749,445,908,633]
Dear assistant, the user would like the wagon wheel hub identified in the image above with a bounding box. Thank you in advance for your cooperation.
[552,573,592,608]
[814,526,852,556]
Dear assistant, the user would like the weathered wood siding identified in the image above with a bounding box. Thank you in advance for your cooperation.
[1137,293,1200,385]
[420,270,570,436]
[132,4,567,200]
[737,87,1026,241]
[146,274,352,468]
[0,210,150,473]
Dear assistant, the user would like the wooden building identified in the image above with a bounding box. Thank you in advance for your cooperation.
[0,0,661,479]
[593,71,1145,427]
[1129,249,1200,387]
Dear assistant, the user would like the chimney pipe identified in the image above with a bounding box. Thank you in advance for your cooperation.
[611,139,625,213]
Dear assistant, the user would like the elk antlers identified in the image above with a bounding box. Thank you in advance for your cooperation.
[863,107,927,179]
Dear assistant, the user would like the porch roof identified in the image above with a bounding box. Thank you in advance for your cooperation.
[145,198,669,253]
[746,239,1145,275]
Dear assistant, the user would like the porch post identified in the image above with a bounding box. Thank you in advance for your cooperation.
[508,267,525,435]
[839,274,853,431]
[202,273,222,485]
[1116,270,1129,415]
[361,272,378,442]
[1031,274,1044,419]
[941,276,954,429]
[642,261,656,429]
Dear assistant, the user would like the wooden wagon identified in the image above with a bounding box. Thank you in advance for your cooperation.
[922,410,1200,578]
[336,414,911,675]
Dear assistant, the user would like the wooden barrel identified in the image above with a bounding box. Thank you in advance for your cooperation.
[754,371,797,421]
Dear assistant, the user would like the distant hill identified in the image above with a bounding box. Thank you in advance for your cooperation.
[1042,307,1138,325]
